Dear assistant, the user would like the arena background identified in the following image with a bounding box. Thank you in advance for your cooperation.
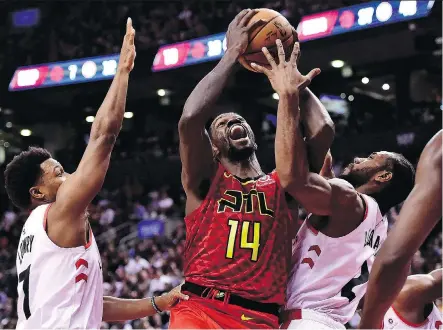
[0,0,441,328]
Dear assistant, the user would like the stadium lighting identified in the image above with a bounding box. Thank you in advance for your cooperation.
[362,77,369,84]
[86,116,95,123]
[331,60,345,68]
[340,93,346,99]
[5,122,12,128]
[20,129,32,136]
[157,89,166,97]
[382,83,390,91]
[124,112,134,119]
[348,95,355,102]
[272,93,279,100]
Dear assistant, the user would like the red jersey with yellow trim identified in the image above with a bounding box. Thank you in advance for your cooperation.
[183,164,294,305]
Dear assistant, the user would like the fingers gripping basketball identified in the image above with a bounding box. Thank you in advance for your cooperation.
[238,9,296,72]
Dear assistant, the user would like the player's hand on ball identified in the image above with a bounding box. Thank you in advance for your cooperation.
[251,40,320,96]
[118,17,136,73]
[155,284,189,311]
[226,9,266,57]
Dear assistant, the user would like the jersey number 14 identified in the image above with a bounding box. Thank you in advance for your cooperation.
[226,219,261,262]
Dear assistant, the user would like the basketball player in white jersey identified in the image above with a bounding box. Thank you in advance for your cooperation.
[5,19,188,329]
[252,41,415,329]
[382,268,442,329]
[360,130,442,328]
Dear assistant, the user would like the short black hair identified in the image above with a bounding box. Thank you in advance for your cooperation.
[373,153,415,214]
[4,147,52,210]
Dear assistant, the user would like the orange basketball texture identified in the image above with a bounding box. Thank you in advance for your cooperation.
[238,9,295,72]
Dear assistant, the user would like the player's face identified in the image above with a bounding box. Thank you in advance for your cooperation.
[30,158,69,204]
[210,113,257,162]
[339,151,392,187]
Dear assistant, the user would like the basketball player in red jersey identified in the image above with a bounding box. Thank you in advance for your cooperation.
[170,9,333,329]
[5,19,187,329]
[360,130,442,329]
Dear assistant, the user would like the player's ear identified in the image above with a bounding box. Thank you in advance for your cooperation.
[374,170,392,184]
[29,186,45,201]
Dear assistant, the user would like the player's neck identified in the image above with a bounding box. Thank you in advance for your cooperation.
[220,154,263,179]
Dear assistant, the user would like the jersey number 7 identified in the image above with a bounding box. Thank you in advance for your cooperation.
[18,265,31,319]
[226,219,261,262]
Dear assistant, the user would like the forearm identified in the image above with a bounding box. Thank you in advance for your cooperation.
[359,252,410,328]
[275,92,309,185]
[91,70,129,140]
[103,296,157,322]
[180,50,238,124]
[300,88,335,173]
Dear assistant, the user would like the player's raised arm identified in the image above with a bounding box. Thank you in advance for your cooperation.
[300,89,335,173]
[252,41,360,216]
[178,9,264,213]
[48,19,135,229]
[359,130,442,329]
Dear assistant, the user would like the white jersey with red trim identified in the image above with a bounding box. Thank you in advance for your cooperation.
[286,192,388,324]
[383,305,442,329]
[16,204,103,329]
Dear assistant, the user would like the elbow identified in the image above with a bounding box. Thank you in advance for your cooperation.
[90,133,117,146]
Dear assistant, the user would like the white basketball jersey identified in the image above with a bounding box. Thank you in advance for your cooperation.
[286,193,388,324]
[16,204,103,329]
[383,305,442,329]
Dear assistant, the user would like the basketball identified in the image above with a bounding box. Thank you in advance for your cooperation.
[238,8,296,72]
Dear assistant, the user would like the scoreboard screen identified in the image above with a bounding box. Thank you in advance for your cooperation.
[9,0,434,90]
[9,54,119,91]
[152,0,434,72]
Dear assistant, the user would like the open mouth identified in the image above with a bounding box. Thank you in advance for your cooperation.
[229,124,248,141]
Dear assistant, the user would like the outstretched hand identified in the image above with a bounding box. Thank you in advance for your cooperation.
[251,40,320,97]
[118,17,136,73]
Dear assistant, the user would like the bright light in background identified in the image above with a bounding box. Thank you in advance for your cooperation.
[86,116,95,123]
[331,60,345,68]
[20,129,32,136]
[348,95,355,101]
[157,89,166,97]
[4,142,9,148]
[124,112,134,119]
[382,83,390,90]
[5,122,12,128]
[272,93,279,100]
[362,77,369,84]
[340,93,346,99]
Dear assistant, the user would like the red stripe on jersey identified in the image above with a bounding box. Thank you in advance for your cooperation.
[308,245,321,256]
[301,257,314,269]
[43,203,54,230]
[392,306,429,327]
[75,258,88,269]
[306,222,319,235]
[75,273,88,283]
[84,227,93,249]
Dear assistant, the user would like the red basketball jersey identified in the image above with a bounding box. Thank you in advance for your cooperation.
[183,164,294,305]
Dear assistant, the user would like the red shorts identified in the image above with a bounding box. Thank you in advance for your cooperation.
[169,294,279,329]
